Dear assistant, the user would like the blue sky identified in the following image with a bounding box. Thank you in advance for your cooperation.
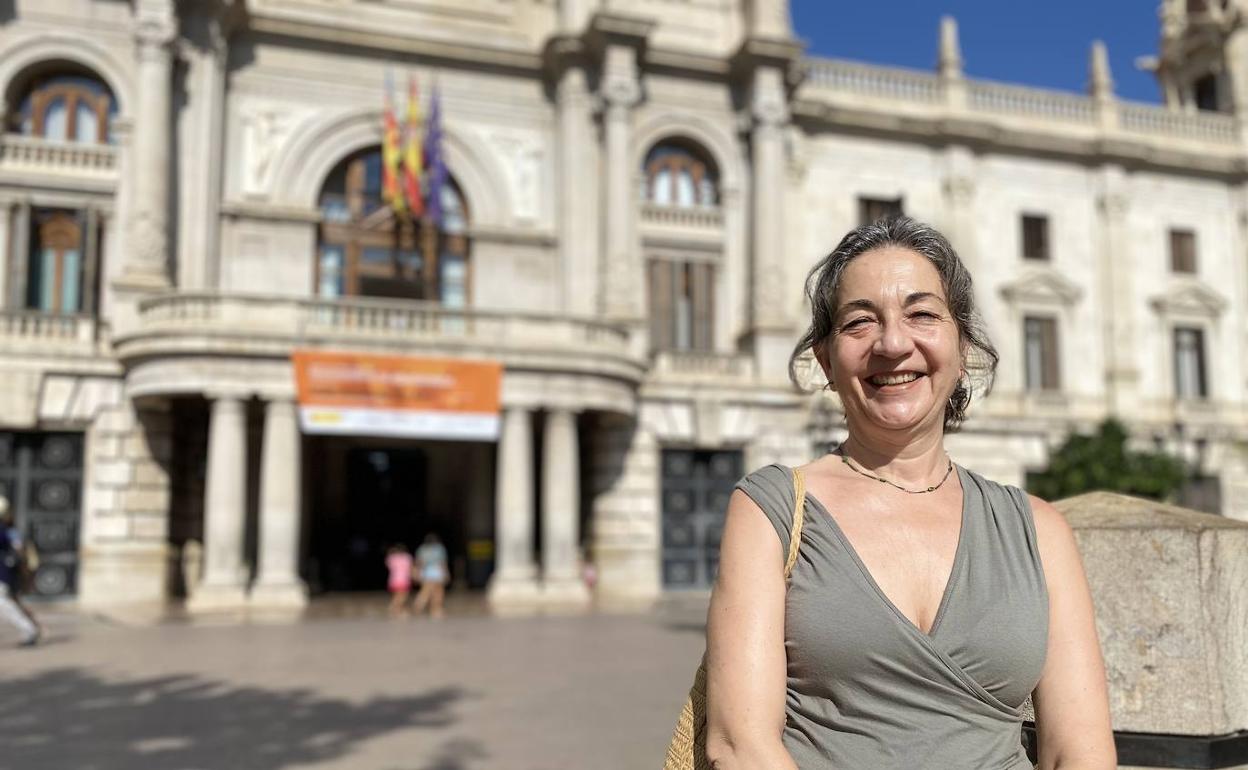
[792,1,1162,103]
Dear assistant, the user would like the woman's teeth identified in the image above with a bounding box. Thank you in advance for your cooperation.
[869,372,921,386]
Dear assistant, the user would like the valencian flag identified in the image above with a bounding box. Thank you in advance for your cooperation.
[402,76,426,218]
[423,82,447,228]
[381,71,405,215]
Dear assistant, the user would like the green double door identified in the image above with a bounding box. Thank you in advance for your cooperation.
[0,432,83,597]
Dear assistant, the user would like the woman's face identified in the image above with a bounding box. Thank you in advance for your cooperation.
[816,246,964,437]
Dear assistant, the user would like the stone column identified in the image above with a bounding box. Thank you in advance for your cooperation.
[746,63,796,380]
[1097,165,1139,415]
[541,408,590,604]
[746,0,793,39]
[599,44,643,321]
[119,6,176,288]
[556,63,599,316]
[487,406,540,605]
[188,395,249,611]
[8,198,29,309]
[250,398,307,608]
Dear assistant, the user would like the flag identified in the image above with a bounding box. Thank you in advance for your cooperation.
[381,70,405,215]
[423,82,448,229]
[402,76,425,218]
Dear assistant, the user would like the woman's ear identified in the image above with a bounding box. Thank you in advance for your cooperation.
[813,342,835,391]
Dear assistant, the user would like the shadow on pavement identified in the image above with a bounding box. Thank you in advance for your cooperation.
[0,667,480,770]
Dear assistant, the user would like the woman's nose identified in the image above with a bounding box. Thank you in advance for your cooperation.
[872,317,915,358]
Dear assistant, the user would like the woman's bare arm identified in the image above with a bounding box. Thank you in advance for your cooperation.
[1029,495,1117,770]
[703,489,798,769]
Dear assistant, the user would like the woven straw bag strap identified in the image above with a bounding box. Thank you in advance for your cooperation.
[783,468,807,580]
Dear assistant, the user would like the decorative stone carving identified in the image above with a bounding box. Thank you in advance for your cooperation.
[482,128,545,223]
[241,107,302,197]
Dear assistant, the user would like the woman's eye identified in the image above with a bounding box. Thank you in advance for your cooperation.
[910,311,940,321]
[841,318,870,330]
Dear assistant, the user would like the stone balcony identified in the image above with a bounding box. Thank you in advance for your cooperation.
[0,134,119,187]
[114,293,646,411]
[0,311,109,358]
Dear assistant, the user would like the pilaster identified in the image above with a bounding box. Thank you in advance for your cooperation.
[589,12,653,323]
[1096,164,1141,416]
[117,1,177,291]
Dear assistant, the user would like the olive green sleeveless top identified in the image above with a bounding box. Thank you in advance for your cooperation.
[736,463,1048,769]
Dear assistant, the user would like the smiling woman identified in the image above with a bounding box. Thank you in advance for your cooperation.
[696,216,1117,770]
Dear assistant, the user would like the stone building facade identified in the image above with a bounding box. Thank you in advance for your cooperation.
[1,0,1246,610]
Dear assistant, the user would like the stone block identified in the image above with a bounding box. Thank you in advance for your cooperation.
[1058,491,1248,736]
[86,515,130,540]
[129,513,169,542]
[91,435,122,460]
[77,542,169,606]
[124,433,172,462]
[118,486,171,515]
[132,460,171,487]
[95,405,135,433]
[92,459,132,487]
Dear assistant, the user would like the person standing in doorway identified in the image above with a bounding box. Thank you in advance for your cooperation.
[0,498,39,647]
[385,543,413,617]
[412,533,449,619]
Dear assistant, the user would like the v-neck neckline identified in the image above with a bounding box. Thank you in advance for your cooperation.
[802,463,971,640]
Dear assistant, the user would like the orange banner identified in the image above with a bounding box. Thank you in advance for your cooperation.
[292,351,502,440]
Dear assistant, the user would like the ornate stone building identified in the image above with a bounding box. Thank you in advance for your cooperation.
[0,0,1246,610]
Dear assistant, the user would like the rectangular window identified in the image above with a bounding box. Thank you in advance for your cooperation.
[1174,326,1208,399]
[649,259,714,353]
[1170,229,1197,274]
[1021,215,1049,261]
[25,207,99,315]
[1023,316,1060,392]
[858,197,903,226]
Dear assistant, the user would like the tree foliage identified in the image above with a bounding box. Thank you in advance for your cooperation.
[1025,419,1187,502]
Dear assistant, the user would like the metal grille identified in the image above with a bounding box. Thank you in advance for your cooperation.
[660,449,741,589]
[0,432,83,597]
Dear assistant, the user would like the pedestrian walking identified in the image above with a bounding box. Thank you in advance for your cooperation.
[0,497,39,647]
[384,543,413,617]
[411,533,448,619]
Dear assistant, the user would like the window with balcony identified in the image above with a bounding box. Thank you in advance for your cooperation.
[858,197,903,226]
[1169,228,1197,274]
[11,73,115,144]
[649,259,714,352]
[316,147,469,306]
[1023,315,1060,392]
[1021,214,1049,261]
[1174,326,1208,400]
[642,141,718,208]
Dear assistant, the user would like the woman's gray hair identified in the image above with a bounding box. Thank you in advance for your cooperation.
[789,215,999,432]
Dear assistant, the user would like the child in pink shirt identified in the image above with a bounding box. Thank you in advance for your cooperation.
[385,544,413,616]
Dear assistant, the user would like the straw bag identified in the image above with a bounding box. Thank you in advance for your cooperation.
[663,468,807,770]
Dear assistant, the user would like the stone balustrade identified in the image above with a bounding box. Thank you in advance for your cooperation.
[967,80,1097,124]
[0,134,118,177]
[801,57,1243,149]
[651,350,755,381]
[804,59,944,103]
[127,291,635,361]
[639,203,724,230]
[0,311,104,354]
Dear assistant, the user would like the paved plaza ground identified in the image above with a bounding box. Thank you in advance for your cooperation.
[0,595,709,770]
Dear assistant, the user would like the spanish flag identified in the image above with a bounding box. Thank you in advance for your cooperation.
[402,76,425,218]
[382,71,405,215]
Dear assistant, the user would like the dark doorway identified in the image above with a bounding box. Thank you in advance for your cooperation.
[660,449,742,589]
[312,446,429,591]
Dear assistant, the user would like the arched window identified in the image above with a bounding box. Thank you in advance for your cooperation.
[643,141,719,208]
[28,210,84,314]
[13,73,115,144]
[316,147,470,306]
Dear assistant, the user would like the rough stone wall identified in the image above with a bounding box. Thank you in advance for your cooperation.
[589,413,660,602]
[78,399,173,606]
